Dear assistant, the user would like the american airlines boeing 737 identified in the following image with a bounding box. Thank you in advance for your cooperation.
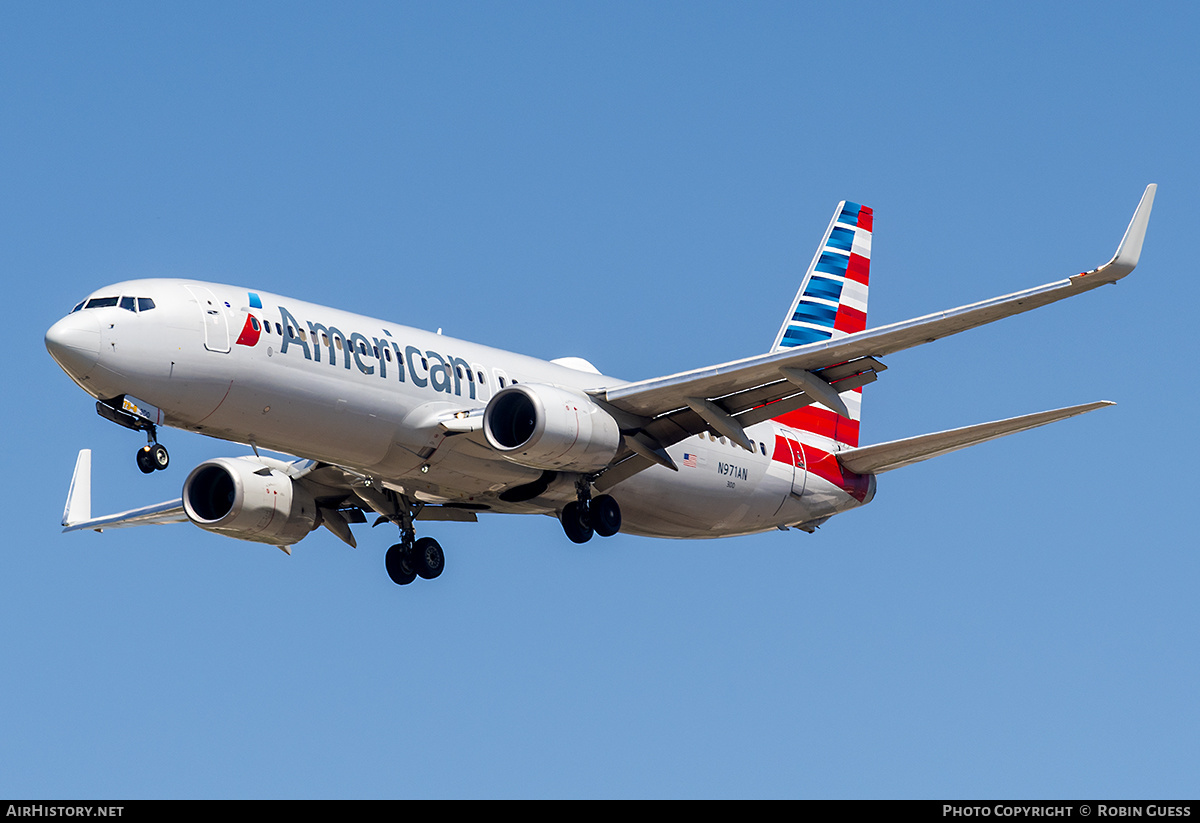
[45,186,1156,586]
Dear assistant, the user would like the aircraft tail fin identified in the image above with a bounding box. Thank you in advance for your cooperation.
[771,201,873,446]
[772,200,872,352]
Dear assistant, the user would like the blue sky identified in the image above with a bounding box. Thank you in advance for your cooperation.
[3,2,1197,798]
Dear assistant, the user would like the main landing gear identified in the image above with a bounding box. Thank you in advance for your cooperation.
[385,533,445,586]
[367,492,445,587]
[560,479,622,544]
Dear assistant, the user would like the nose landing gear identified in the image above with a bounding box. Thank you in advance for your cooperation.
[135,441,170,474]
[95,397,170,474]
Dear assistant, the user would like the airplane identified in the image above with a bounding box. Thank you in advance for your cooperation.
[45,185,1156,586]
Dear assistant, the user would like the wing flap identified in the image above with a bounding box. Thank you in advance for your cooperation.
[836,401,1114,475]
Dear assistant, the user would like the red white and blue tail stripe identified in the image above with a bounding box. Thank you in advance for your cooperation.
[771,201,872,447]
[772,200,871,350]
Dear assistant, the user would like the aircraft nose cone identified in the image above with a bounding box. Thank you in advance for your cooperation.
[46,313,101,381]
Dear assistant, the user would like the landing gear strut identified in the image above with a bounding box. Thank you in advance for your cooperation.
[96,397,170,474]
[559,478,621,544]
[365,490,446,587]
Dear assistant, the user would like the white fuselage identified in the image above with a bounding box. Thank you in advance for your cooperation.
[46,279,874,540]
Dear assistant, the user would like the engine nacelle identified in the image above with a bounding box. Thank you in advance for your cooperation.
[483,383,622,473]
[182,456,319,546]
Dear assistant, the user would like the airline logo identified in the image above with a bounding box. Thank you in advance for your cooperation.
[773,202,872,447]
[231,292,489,402]
[778,201,871,348]
[235,291,264,347]
[235,314,262,347]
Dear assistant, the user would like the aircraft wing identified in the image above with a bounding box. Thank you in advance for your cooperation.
[592,185,1154,487]
[60,449,476,549]
[61,449,188,532]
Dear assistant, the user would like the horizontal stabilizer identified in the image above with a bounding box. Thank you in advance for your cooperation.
[837,401,1114,475]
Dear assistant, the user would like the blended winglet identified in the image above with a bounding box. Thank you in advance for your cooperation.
[1074,183,1156,284]
[60,448,187,533]
[63,449,92,527]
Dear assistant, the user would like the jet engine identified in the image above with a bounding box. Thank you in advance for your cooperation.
[182,457,319,546]
[483,383,621,473]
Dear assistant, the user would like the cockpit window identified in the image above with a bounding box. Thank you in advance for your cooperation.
[75,296,157,312]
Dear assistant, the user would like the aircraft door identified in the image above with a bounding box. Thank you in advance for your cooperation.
[185,285,231,353]
[777,430,807,498]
